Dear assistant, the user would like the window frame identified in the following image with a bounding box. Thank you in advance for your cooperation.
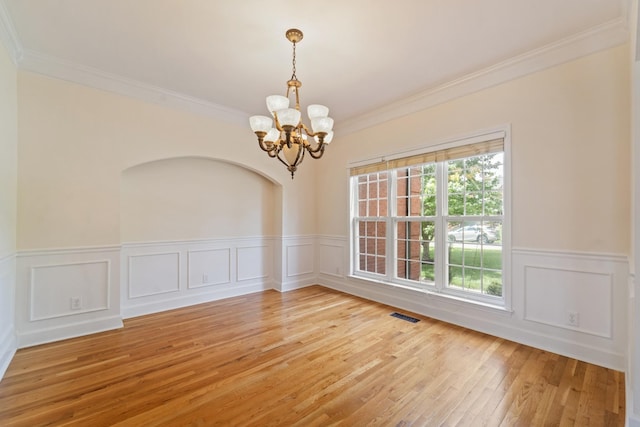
[349,128,511,310]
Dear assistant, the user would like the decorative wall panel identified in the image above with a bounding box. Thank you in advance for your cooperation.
[524,265,612,337]
[128,252,180,298]
[188,248,231,288]
[237,246,270,281]
[31,260,110,320]
[286,243,314,277]
[318,243,345,277]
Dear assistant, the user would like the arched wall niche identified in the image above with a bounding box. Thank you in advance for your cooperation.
[120,156,282,243]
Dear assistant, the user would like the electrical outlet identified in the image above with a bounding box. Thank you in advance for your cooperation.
[203,274,209,283]
[70,297,82,310]
[567,311,579,326]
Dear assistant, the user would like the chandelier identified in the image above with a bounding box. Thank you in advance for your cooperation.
[249,29,334,179]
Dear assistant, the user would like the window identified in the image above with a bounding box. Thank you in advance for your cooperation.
[350,133,508,306]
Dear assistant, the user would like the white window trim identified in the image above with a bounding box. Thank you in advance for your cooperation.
[348,125,512,311]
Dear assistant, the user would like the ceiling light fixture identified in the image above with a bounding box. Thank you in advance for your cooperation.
[249,29,334,179]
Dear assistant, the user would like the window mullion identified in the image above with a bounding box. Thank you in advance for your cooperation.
[387,169,397,282]
[434,161,446,292]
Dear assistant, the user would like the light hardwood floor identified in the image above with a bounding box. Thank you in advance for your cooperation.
[0,286,625,426]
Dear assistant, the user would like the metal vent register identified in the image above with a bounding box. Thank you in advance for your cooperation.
[390,312,420,323]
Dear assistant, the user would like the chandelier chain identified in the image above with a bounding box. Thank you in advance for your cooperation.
[291,42,297,81]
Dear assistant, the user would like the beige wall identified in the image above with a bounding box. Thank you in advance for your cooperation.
[0,41,17,258]
[16,72,318,250]
[121,157,277,242]
[321,45,630,255]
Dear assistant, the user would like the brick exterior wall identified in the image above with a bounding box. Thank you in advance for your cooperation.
[358,169,425,280]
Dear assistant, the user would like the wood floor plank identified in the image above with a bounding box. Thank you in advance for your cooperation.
[0,286,625,426]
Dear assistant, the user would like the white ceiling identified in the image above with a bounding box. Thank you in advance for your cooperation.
[0,0,630,132]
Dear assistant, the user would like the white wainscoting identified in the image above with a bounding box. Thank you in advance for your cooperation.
[188,248,231,288]
[512,248,628,369]
[316,235,628,370]
[121,237,275,318]
[277,236,317,291]
[128,252,180,299]
[317,236,347,279]
[30,260,111,320]
[237,245,270,282]
[0,253,16,381]
[15,247,122,348]
[9,236,627,377]
[522,265,612,338]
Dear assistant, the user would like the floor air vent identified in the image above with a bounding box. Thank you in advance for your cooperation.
[390,312,420,323]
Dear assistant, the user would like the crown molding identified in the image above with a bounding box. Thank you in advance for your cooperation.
[0,0,22,63]
[18,49,249,126]
[338,17,630,136]
[2,6,630,132]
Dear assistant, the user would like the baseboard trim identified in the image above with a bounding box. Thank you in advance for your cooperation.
[628,372,640,427]
[0,326,16,382]
[277,277,316,292]
[122,282,270,319]
[17,316,123,348]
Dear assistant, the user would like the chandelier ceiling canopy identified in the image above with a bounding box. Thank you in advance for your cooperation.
[249,29,334,179]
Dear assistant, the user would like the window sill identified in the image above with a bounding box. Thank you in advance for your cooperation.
[348,274,513,317]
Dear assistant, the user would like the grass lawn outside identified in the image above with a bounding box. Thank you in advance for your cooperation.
[421,242,502,296]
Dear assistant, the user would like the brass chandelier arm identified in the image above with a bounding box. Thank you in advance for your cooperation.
[257,138,278,155]
[307,145,326,159]
[273,114,284,132]
[305,138,325,154]
[267,148,278,158]
[300,122,317,137]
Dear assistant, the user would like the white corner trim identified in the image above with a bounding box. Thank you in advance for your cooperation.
[0,324,16,382]
[338,17,629,135]
[0,0,22,63]
[18,49,249,126]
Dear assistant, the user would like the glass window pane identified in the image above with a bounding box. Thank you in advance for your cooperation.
[368,200,378,217]
[484,271,502,297]
[396,220,436,284]
[485,191,503,215]
[358,201,366,216]
[396,196,408,217]
[369,182,378,199]
[448,193,464,215]
[409,197,422,216]
[465,193,483,215]
[421,263,435,282]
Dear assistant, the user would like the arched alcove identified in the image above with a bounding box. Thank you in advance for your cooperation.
[121,157,281,243]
